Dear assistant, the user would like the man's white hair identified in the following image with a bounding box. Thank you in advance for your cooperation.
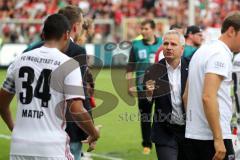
[162,30,185,46]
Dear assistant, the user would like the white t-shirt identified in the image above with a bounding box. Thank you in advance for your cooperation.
[2,46,85,158]
[185,40,233,140]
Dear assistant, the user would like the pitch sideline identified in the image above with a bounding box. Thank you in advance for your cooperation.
[0,134,124,160]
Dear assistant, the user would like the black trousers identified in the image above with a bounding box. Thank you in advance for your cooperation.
[185,138,235,160]
[155,123,188,160]
[138,97,153,148]
[155,144,187,160]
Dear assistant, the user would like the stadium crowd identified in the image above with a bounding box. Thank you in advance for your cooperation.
[0,0,240,44]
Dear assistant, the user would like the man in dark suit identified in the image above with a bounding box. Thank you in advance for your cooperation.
[144,30,189,160]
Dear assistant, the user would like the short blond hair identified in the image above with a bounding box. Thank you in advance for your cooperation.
[163,30,185,46]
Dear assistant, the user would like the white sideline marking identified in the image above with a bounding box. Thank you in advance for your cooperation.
[0,134,124,160]
[85,152,123,160]
[0,134,11,139]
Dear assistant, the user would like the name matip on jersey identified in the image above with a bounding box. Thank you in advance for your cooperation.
[2,46,85,158]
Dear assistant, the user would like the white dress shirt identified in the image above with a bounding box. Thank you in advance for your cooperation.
[166,61,185,125]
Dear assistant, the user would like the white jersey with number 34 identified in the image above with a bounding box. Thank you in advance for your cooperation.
[2,46,85,158]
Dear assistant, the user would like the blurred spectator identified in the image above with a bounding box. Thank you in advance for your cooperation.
[183,25,203,59]
[185,25,203,48]
[143,0,155,10]
[75,18,94,44]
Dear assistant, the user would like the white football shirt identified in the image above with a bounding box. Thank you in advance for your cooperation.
[2,46,85,158]
[185,40,233,140]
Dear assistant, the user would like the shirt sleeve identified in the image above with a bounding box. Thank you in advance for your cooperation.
[205,52,230,78]
[2,61,17,94]
[64,67,85,100]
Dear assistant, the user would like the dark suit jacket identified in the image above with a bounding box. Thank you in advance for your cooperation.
[23,40,91,142]
[144,57,189,146]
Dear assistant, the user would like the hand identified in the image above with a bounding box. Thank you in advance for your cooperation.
[86,83,94,96]
[212,139,226,160]
[146,80,155,97]
[82,125,102,152]
[128,86,135,97]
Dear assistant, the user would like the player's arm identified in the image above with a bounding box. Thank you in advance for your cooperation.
[126,72,134,96]
[63,62,99,151]
[66,99,99,141]
[0,89,14,131]
[0,61,16,131]
[182,79,189,111]
[203,53,230,159]
[202,73,226,160]
[126,47,136,96]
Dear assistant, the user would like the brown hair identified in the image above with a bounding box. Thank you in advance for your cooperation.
[141,19,156,29]
[221,11,240,33]
[58,5,83,29]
